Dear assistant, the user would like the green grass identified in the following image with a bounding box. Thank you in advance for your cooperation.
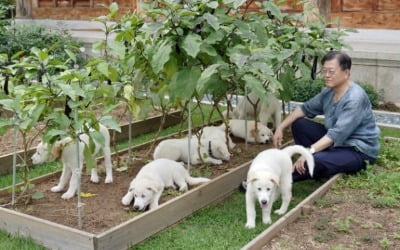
[334,127,400,208]
[0,231,47,250]
[132,180,322,250]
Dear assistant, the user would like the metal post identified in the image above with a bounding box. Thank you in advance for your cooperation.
[11,119,18,206]
[75,111,83,228]
[187,102,192,171]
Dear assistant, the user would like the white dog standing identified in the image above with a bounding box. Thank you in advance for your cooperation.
[121,158,210,211]
[153,136,230,165]
[31,124,113,199]
[226,119,273,144]
[229,92,281,129]
[245,145,314,228]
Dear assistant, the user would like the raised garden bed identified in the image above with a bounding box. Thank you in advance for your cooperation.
[0,115,275,249]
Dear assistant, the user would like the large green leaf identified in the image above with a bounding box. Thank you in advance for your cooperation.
[182,33,202,58]
[83,144,96,171]
[203,13,220,31]
[97,62,109,78]
[196,64,220,93]
[170,67,201,100]
[90,130,105,148]
[99,116,121,133]
[151,40,173,74]
[108,40,126,59]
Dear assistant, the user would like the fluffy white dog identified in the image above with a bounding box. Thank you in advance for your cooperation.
[228,92,281,129]
[224,119,273,144]
[200,125,235,150]
[245,145,314,229]
[31,124,113,199]
[153,136,231,165]
[121,158,210,211]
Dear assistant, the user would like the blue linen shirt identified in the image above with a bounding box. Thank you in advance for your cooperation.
[301,82,380,159]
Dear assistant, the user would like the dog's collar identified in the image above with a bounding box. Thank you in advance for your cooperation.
[208,140,215,159]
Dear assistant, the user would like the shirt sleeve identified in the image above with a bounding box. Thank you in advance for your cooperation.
[326,98,368,145]
[301,90,325,118]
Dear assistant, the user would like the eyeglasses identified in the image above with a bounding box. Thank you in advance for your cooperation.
[321,68,336,76]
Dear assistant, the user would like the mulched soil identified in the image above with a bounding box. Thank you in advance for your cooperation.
[0,134,290,234]
[263,188,400,249]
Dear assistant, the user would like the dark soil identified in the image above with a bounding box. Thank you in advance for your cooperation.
[377,102,400,113]
[0,135,281,234]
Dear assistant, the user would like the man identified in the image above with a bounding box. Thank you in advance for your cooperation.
[273,51,380,181]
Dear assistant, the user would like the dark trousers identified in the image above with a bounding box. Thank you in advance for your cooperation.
[291,118,375,182]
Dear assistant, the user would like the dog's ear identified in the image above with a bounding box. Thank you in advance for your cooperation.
[270,174,280,187]
[249,128,256,139]
[52,142,62,160]
[247,171,258,183]
[147,181,162,193]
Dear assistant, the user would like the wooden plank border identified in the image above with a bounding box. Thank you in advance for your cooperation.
[0,111,182,175]
[242,174,342,250]
[96,160,251,250]
[0,207,96,250]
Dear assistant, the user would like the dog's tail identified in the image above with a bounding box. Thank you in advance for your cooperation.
[185,173,210,186]
[283,145,315,177]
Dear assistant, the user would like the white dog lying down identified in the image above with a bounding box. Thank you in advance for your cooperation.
[121,158,210,211]
[200,125,235,150]
[153,136,231,165]
[245,145,314,229]
[31,124,113,199]
[228,92,281,129]
[223,119,273,144]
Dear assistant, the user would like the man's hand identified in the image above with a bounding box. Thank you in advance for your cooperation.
[293,156,307,175]
[273,127,283,148]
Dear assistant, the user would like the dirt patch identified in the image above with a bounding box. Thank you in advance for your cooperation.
[263,188,400,250]
[0,135,277,234]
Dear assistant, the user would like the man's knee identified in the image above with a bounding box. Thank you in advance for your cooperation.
[291,118,308,133]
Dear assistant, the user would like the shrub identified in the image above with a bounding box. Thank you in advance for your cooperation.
[292,79,325,102]
[292,79,382,108]
[357,81,382,108]
[0,24,86,67]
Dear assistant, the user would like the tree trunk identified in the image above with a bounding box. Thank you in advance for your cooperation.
[16,0,32,18]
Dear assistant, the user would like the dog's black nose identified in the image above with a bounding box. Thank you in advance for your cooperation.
[261,200,267,205]
[134,205,140,210]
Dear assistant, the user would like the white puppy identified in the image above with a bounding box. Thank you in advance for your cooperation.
[229,92,281,129]
[245,145,314,229]
[121,158,210,211]
[153,136,230,165]
[200,125,235,149]
[31,124,113,199]
[226,119,273,144]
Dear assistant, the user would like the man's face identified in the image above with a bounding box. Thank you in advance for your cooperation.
[322,58,350,89]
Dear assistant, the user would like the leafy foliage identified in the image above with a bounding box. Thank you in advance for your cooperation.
[0,24,85,68]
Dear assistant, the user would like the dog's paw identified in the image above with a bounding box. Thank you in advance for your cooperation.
[90,175,100,183]
[214,159,223,165]
[50,186,63,193]
[61,192,75,199]
[274,208,287,215]
[245,222,255,229]
[262,217,272,225]
[121,196,131,206]
[104,176,113,184]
